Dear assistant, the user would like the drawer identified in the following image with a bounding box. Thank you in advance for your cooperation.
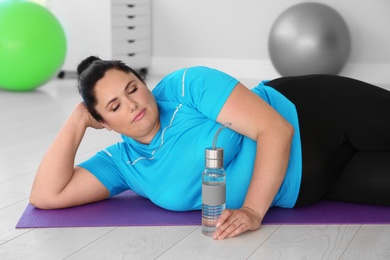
[112,4,150,16]
[114,52,151,68]
[112,39,150,55]
[112,27,150,40]
[112,15,150,27]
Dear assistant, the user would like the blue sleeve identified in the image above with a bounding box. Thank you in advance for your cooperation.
[77,143,129,197]
[152,66,239,120]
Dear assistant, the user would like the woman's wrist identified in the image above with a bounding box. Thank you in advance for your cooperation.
[242,205,263,220]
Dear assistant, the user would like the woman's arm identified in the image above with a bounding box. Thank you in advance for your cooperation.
[29,103,110,209]
[213,83,294,239]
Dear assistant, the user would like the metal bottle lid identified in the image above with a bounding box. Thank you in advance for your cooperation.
[205,147,224,168]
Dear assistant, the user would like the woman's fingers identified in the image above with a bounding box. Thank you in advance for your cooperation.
[75,103,104,129]
[217,217,249,240]
[212,208,262,240]
[212,209,233,239]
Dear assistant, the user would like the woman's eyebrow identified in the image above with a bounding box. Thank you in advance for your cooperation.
[105,80,135,109]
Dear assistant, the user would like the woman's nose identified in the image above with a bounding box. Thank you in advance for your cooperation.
[126,99,138,112]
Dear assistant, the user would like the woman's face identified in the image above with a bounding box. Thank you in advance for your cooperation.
[94,69,160,144]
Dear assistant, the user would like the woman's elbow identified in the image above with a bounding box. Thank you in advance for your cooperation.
[29,194,45,209]
[280,120,294,143]
[286,122,295,139]
[29,193,57,210]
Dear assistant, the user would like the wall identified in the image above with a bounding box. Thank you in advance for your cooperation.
[151,0,390,85]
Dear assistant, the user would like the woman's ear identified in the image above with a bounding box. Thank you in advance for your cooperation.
[100,121,112,131]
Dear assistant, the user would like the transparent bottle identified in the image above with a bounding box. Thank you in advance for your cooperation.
[202,123,231,236]
[202,147,226,236]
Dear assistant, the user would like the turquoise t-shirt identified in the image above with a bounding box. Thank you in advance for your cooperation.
[78,66,302,211]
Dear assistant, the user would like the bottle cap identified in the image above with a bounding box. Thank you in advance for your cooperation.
[205,147,223,168]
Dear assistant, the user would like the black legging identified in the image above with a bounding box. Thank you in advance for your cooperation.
[265,75,390,207]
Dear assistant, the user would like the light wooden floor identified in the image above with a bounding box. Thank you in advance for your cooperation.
[1,75,390,260]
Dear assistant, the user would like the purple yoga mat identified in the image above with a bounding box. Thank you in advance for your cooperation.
[262,200,390,224]
[16,190,200,228]
[16,190,390,228]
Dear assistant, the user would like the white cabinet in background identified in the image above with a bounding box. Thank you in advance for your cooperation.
[49,0,151,75]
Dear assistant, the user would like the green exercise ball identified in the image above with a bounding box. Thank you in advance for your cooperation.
[0,1,66,91]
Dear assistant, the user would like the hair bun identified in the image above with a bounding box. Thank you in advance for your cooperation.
[77,56,101,75]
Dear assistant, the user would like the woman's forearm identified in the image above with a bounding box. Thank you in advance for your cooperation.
[243,125,294,220]
[30,106,90,206]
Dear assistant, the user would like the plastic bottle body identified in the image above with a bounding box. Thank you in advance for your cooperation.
[202,167,226,236]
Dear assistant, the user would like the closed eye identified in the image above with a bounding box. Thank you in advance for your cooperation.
[112,104,120,112]
[127,85,138,95]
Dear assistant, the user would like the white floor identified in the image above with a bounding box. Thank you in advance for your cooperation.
[1,74,390,260]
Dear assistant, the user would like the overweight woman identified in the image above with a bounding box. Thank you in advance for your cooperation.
[30,56,390,240]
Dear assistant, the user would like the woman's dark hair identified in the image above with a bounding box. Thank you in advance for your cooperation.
[77,56,145,121]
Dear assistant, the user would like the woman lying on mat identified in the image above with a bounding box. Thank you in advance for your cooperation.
[30,56,390,240]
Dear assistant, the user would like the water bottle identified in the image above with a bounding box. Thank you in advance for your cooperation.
[202,123,230,236]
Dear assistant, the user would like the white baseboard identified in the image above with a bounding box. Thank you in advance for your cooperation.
[339,63,390,87]
[150,56,279,81]
[150,56,390,87]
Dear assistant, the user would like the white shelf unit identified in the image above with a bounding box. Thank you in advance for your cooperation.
[49,0,151,74]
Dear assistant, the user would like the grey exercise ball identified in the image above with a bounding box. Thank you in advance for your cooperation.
[268,2,351,76]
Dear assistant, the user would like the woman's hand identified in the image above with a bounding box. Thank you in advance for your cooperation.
[212,207,263,240]
[74,102,104,130]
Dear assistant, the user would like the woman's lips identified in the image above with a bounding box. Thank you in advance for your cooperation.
[132,109,146,123]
